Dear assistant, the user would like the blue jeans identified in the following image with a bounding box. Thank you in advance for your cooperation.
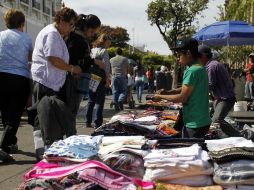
[86,84,105,128]
[112,76,127,105]
[245,81,253,99]
[135,80,143,101]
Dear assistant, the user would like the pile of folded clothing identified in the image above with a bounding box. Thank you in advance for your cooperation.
[206,137,254,190]
[18,159,154,190]
[44,135,103,162]
[92,110,179,137]
[143,144,214,187]
[98,136,149,178]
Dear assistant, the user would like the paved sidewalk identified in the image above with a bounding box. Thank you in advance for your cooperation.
[0,93,145,189]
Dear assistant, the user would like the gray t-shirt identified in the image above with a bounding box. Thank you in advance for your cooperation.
[31,24,69,92]
[91,47,110,77]
[110,55,128,77]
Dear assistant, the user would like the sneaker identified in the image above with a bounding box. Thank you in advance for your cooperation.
[0,149,15,163]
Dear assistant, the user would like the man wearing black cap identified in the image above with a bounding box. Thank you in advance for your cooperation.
[199,45,235,128]
[153,38,211,138]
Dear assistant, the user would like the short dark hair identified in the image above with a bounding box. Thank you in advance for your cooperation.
[75,14,101,31]
[115,48,123,55]
[198,45,213,59]
[54,7,77,24]
[4,9,25,29]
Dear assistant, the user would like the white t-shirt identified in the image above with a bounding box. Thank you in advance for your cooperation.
[31,24,69,91]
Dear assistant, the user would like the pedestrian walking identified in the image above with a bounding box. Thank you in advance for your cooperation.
[134,60,145,103]
[0,9,33,154]
[110,48,128,111]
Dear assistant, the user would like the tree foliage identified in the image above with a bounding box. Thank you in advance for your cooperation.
[107,47,143,61]
[217,0,254,68]
[142,52,175,68]
[99,25,130,47]
[146,0,209,49]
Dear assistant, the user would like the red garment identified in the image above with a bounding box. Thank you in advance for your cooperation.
[146,70,154,80]
[246,63,254,82]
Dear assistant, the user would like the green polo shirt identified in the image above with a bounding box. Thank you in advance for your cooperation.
[182,64,211,128]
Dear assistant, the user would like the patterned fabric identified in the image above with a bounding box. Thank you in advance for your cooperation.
[156,183,223,190]
[44,135,103,161]
[23,160,154,190]
[213,160,254,185]
[209,147,254,163]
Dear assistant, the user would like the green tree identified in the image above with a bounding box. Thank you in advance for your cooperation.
[107,47,143,61]
[146,0,208,48]
[217,0,254,68]
[142,52,175,68]
[99,25,130,47]
[147,0,208,87]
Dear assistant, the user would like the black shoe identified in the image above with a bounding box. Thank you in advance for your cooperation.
[8,144,18,154]
[110,101,114,108]
[0,149,15,163]
[115,105,120,111]
[119,103,124,110]
[86,124,93,128]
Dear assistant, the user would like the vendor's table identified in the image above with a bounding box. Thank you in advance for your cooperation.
[229,111,254,124]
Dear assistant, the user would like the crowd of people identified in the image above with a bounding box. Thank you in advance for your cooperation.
[0,6,252,163]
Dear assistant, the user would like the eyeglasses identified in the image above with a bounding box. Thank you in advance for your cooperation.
[69,21,75,28]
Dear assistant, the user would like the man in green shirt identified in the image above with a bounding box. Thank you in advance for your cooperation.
[153,38,211,138]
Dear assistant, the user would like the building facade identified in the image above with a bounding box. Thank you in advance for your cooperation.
[0,0,62,44]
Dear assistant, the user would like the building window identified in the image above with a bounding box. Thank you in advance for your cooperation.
[20,0,29,4]
[43,0,50,15]
[32,0,40,10]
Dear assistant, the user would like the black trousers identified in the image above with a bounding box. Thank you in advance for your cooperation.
[182,125,210,138]
[0,72,30,153]
[31,82,74,146]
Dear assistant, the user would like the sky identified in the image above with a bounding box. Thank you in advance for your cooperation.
[63,0,224,55]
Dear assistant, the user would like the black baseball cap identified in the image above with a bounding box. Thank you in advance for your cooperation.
[171,38,199,52]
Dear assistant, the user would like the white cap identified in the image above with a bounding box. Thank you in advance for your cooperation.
[161,65,167,72]
[249,53,254,57]
[212,50,220,60]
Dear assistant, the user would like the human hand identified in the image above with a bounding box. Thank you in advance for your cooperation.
[95,60,105,70]
[152,95,162,102]
[72,65,82,75]
[156,89,167,95]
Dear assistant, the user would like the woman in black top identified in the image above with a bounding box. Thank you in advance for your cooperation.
[60,14,103,133]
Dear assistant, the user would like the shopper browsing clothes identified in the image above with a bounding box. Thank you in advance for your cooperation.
[153,38,211,138]
[31,7,81,147]
[198,45,235,129]
[86,34,111,128]
[60,14,103,131]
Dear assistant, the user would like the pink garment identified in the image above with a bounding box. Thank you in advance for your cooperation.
[24,160,154,190]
